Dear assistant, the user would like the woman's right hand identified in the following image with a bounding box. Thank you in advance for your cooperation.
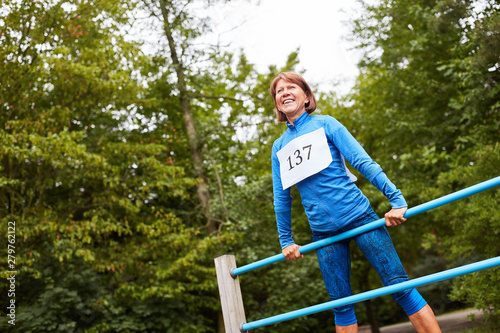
[282,244,303,261]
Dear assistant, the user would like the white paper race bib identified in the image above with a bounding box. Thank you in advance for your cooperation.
[277,128,332,189]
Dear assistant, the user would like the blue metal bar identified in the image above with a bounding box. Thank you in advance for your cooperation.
[241,256,500,331]
[232,176,500,276]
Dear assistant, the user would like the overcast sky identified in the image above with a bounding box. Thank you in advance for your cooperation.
[204,0,363,95]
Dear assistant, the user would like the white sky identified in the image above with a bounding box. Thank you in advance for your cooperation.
[205,0,363,96]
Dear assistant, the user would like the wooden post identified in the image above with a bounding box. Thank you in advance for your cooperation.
[215,255,246,332]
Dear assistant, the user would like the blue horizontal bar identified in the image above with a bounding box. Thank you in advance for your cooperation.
[242,256,500,331]
[232,176,500,276]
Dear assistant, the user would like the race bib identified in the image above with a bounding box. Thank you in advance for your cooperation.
[277,128,332,189]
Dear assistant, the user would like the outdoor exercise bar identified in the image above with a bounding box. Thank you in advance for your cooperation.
[241,256,500,331]
[231,176,500,277]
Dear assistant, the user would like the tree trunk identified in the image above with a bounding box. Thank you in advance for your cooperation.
[358,264,380,333]
[365,299,380,333]
[158,0,216,234]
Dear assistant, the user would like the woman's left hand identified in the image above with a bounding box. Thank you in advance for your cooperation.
[384,207,407,227]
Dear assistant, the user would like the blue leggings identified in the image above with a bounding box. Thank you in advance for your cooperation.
[313,206,427,326]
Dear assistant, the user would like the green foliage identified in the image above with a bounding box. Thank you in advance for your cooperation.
[0,0,233,331]
[344,0,500,327]
[434,144,500,319]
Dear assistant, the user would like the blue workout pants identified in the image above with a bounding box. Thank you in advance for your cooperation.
[313,206,427,326]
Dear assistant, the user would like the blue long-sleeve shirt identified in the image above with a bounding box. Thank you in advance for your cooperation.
[272,112,407,249]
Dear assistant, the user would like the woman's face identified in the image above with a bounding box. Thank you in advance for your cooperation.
[275,80,309,122]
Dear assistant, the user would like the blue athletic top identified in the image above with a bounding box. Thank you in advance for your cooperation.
[272,112,407,249]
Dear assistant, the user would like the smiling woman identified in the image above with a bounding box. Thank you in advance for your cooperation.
[275,81,309,124]
[270,72,317,123]
[268,72,442,332]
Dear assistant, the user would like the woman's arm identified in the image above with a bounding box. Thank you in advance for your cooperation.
[272,142,296,248]
[326,118,408,226]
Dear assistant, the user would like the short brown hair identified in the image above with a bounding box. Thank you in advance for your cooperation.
[270,72,317,122]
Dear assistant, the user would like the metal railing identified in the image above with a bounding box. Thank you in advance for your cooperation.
[215,176,500,332]
[242,256,500,331]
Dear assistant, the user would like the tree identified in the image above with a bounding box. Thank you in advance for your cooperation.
[139,0,240,235]
[0,1,224,331]
[345,0,500,328]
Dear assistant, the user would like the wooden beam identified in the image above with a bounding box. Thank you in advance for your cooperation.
[215,255,246,332]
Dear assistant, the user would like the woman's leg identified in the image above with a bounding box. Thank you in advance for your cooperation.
[354,224,414,302]
[314,234,357,327]
[335,323,358,333]
[353,211,441,332]
[409,304,441,333]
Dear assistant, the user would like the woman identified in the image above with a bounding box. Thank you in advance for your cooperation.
[270,72,441,332]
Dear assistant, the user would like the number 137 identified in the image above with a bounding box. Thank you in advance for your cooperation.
[287,144,312,170]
